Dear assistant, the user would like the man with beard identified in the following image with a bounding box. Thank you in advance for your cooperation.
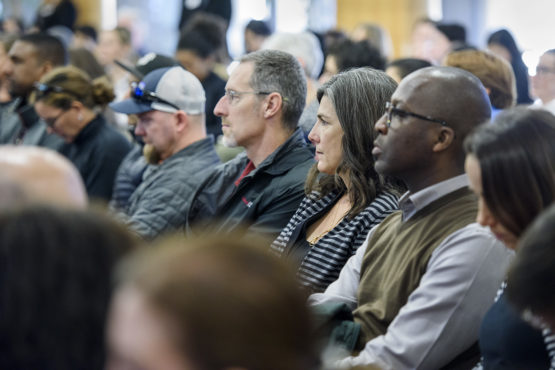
[109,66,220,239]
[0,33,66,149]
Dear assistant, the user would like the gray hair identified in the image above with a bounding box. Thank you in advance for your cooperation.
[240,49,307,131]
[261,32,324,80]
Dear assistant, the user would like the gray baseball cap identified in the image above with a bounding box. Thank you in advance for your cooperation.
[109,66,205,115]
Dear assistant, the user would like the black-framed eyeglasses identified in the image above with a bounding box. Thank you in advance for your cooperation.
[33,82,73,101]
[224,89,271,103]
[130,81,180,111]
[43,109,69,128]
[385,101,448,127]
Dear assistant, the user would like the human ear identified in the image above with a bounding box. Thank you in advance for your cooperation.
[432,127,455,152]
[262,92,282,119]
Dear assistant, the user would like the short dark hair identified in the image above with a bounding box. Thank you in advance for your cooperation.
[115,235,319,370]
[245,19,272,36]
[0,206,137,370]
[240,49,307,131]
[18,32,67,66]
[464,107,555,237]
[387,58,431,80]
[506,204,555,316]
[75,25,98,42]
[178,12,226,58]
[328,39,386,71]
[306,67,398,217]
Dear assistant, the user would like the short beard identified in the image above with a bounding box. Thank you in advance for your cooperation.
[221,134,238,148]
[143,144,162,165]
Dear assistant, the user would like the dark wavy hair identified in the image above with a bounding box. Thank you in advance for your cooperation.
[0,206,138,370]
[305,67,397,218]
[464,107,555,237]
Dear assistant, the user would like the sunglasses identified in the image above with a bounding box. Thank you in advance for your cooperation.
[33,82,73,100]
[130,81,180,111]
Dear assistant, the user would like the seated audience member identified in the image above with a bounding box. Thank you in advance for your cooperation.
[531,49,555,115]
[0,206,137,370]
[0,33,67,149]
[33,66,131,201]
[0,145,87,209]
[262,31,324,138]
[309,67,513,369]
[244,19,272,54]
[185,49,314,240]
[109,53,180,211]
[271,68,399,293]
[107,235,319,370]
[175,13,227,139]
[0,33,16,103]
[487,29,533,104]
[385,57,431,83]
[68,47,106,80]
[464,107,555,369]
[110,66,220,239]
[319,39,385,84]
[72,25,98,52]
[507,204,555,333]
[444,49,516,118]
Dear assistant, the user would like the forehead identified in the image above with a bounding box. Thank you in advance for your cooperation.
[391,72,430,106]
[539,53,555,67]
[227,61,254,88]
[9,41,38,60]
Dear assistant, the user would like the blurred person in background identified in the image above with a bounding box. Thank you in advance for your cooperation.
[351,22,394,61]
[107,235,319,370]
[530,49,555,115]
[33,0,76,33]
[32,66,131,201]
[0,33,17,103]
[444,49,516,118]
[487,29,534,105]
[0,206,137,370]
[244,19,272,54]
[176,12,228,139]
[0,33,66,150]
[72,25,98,52]
[385,57,431,83]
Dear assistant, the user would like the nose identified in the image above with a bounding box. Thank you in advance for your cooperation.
[213,96,227,117]
[476,199,496,228]
[3,58,13,76]
[134,121,145,137]
[307,120,320,145]
[375,114,389,135]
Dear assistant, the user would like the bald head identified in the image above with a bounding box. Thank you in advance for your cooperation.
[399,66,491,141]
[0,146,87,209]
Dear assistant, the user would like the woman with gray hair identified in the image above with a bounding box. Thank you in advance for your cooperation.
[271,67,400,294]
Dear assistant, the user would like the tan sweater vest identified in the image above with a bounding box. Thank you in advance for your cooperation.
[354,187,478,347]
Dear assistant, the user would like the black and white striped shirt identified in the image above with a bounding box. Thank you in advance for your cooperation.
[271,190,398,293]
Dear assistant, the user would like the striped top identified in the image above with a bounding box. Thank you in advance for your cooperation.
[271,190,398,293]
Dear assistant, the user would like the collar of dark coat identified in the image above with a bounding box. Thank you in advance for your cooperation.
[250,128,313,177]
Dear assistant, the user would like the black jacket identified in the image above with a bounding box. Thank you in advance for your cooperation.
[186,128,314,240]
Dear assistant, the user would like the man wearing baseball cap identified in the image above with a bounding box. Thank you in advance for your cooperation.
[110,66,220,239]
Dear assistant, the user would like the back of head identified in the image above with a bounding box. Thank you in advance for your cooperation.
[178,11,226,58]
[444,49,516,109]
[18,32,67,67]
[113,235,319,370]
[240,49,307,131]
[386,58,432,81]
[402,66,491,151]
[310,68,397,214]
[34,65,114,110]
[69,47,106,80]
[0,146,87,209]
[262,31,324,80]
[506,204,555,319]
[328,38,386,71]
[0,205,137,370]
[464,107,555,236]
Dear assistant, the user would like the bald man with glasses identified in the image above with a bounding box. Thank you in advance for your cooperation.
[310,67,513,370]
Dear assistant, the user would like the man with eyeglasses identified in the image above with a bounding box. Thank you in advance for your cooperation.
[0,33,66,150]
[310,67,512,370]
[109,66,220,240]
[184,49,314,240]
[531,49,555,115]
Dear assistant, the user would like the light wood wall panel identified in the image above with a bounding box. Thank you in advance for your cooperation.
[73,0,102,29]
[336,0,428,59]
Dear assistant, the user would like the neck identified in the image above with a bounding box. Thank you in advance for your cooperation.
[246,125,293,167]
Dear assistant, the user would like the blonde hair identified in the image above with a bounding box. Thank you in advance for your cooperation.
[444,49,516,109]
[33,65,114,109]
